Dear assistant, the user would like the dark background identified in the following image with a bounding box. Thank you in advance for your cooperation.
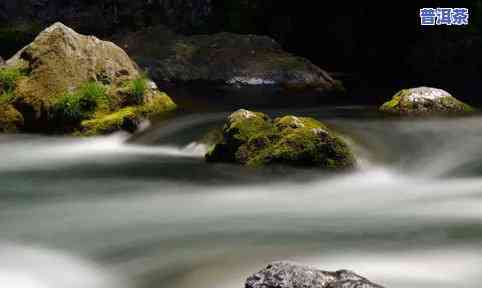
[1,0,481,105]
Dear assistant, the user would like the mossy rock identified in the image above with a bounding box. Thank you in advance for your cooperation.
[80,107,139,136]
[380,87,474,115]
[0,22,176,135]
[0,103,24,133]
[80,91,176,136]
[206,109,355,169]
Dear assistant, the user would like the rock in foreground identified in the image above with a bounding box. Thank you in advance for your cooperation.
[206,109,355,169]
[117,26,342,93]
[380,87,473,115]
[0,22,176,134]
[246,262,385,288]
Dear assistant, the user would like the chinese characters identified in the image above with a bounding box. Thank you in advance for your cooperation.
[420,8,469,26]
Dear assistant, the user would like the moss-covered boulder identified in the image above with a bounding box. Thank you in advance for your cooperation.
[380,87,474,115]
[206,109,355,169]
[0,22,176,134]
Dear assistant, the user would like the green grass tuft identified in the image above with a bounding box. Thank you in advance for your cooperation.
[52,82,108,123]
[0,67,23,93]
[129,75,148,105]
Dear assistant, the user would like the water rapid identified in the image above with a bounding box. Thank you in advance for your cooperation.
[1,107,482,288]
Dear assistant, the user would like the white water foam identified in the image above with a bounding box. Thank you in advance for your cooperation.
[0,133,205,172]
[0,243,126,288]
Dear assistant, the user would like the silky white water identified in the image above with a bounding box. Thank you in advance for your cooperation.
[1,108,482,288]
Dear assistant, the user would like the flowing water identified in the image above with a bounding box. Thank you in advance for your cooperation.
[1,106,482,288]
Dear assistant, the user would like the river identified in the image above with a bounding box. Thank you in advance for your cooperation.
[1,106,482,288]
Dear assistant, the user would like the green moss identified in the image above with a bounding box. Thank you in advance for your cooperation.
[137,92,177,117]
[275,116,328,132]
[0,103,24,133]
[0,66,25,93]
[380,88,475,115]
[80,91,177,136]
[51,82,108,124]
[380,93,403,112]
[440,96,476,113]
[80,107,138,136]
[205,109,355,169]
[225,110,275,144]
[270,129,321,162]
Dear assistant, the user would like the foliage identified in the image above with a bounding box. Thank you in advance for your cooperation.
[52,82,108,123]
[0,66,23,93]
[129,75,148,105]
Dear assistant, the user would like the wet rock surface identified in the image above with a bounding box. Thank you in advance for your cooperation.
[380,87,474,115]
[206,109,355,169]
[246,262,385,288]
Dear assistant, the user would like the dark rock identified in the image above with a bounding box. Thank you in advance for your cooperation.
[117,26,342,93]
[205,109,355,169]
[380,87,474,115]
[246,262,385,288]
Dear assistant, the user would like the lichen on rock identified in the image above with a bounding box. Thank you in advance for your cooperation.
[380,87,474,115]
[0,22,176,134]
[205,109,355,169]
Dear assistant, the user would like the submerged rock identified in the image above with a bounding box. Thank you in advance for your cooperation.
[0,22,176,134]
[246,262,384,288]
[205,109,355,169]
[116,26,342,93]
[380,87,474,115]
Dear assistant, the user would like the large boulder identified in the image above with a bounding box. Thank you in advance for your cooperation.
[0,22,176,134]
[116,26,342,93]
[246,262,384,288]
[380,87,474,115]
[205,109,355,169]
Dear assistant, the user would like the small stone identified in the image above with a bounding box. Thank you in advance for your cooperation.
[380,87,474,115]
[246,262,385,288]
